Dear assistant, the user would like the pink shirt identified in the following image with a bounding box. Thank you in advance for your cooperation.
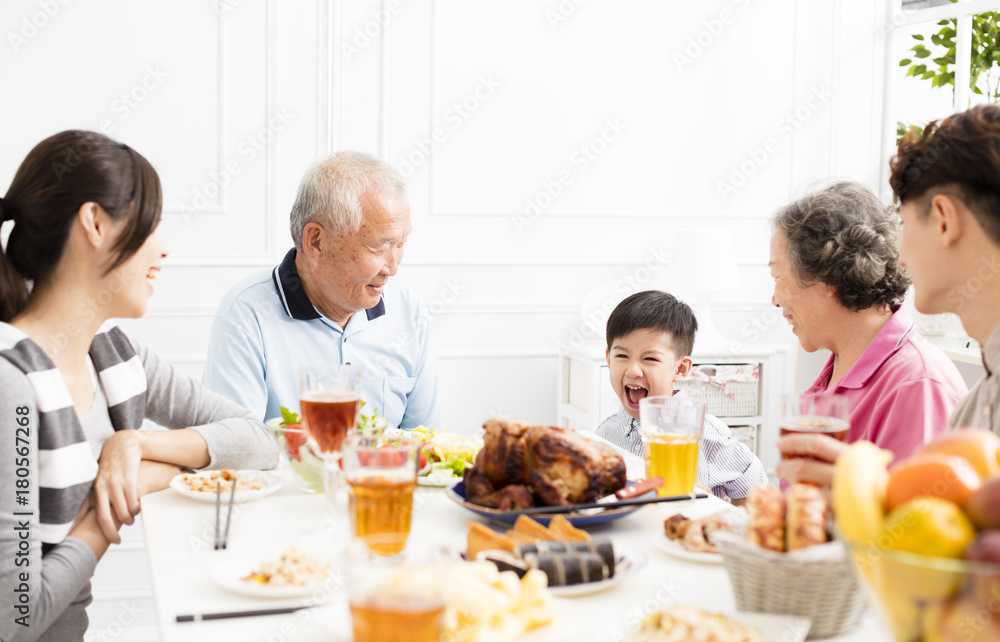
[805,307,967,463]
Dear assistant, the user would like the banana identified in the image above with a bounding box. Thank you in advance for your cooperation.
[833,441,893,545]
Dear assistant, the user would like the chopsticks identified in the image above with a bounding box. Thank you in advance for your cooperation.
[177,605,311,623]
[502,491,709,516]
[214,480,236,550]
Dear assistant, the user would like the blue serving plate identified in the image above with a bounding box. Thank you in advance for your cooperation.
[445,480,653,528]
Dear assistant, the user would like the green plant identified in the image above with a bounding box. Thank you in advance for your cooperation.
[899,6,1000,104]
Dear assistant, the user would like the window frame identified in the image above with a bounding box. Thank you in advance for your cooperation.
[880,0,1000,188]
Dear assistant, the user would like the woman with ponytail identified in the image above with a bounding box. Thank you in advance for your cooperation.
[0,131,278,641]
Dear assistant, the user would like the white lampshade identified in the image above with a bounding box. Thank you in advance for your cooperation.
[668,229,742,292]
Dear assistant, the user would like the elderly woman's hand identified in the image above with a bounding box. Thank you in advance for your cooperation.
[775,433,849,487]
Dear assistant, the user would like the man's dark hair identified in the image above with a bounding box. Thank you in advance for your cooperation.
[889,104,1000,245]
[605,290,698,357]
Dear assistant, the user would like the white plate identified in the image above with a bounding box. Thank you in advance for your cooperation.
[417,474,460,487]
[547,545,647,597]
[734,612,812,642]
[210,557,330,599]
[169,470,282,503]
[654,532,723,565]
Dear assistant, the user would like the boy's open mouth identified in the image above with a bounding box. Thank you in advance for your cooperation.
[625,384,648,409]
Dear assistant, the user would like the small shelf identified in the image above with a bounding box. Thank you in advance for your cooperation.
[924,334,982,366]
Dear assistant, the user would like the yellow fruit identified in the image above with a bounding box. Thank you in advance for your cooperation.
[833,441,893,545]
[873,497,974,606]
[883,497,976,559]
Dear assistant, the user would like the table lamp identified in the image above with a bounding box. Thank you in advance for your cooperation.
[667,228,741,355]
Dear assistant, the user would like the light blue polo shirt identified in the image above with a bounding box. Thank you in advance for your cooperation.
[203,248,441,429]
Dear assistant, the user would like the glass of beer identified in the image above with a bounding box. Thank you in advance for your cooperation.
[299,366,363,459]
[346,537,447,642]
[639,396,706,496]
[779,392,851,462]
[341,433,419,556]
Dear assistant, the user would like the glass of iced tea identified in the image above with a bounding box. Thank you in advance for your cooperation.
[779,392,851,461]
[346,537,447,642]
[639,396,706,496]
[299,366,363,459]
[341,433,419,556]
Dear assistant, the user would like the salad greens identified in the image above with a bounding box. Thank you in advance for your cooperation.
[279,406,300,426]
[355,401,380,432]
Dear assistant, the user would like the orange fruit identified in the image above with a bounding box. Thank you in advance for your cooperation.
[885,453,981,511]
[919,428,1000,479]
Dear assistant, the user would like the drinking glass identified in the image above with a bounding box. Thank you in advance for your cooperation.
[299,366,363,537]
[639,396,706,496]
[779,392,851,462]
[341,433,420,556]
[345,537,447,642]
[299,365,363,458]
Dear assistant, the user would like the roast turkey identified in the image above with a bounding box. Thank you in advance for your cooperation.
[464,417,627,508]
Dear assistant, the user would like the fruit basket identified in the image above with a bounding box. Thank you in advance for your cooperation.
[842,539,1000,641]
[714,533,866,638]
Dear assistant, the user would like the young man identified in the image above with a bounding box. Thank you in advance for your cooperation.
[891,104,1000,434]
[595,290,767,503]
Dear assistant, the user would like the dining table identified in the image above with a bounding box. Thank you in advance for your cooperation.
[141,430,895,642]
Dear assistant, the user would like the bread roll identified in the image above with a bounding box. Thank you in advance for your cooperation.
[746,484,785,552]
[785,483,828,550]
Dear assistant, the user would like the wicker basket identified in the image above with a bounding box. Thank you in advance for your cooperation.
[677,365,759,417]
[714,533,867,639]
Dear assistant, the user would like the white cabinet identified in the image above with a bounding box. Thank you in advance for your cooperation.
[556,344,794,474]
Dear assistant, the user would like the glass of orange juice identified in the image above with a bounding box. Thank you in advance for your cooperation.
[341,433,420,556]
[346,537,447,642]
[639,396,706,496]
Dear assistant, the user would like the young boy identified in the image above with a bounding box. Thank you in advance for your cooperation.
[595,290,767,504]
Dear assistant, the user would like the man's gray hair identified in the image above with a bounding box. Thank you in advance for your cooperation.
[289,150,407,250]
[772,181,911,312]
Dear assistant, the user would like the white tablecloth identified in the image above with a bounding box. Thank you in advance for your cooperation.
[141,469,892,641]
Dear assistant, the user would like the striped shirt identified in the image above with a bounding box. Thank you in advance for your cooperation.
[595,389,767,499]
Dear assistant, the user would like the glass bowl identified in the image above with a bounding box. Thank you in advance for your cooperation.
[267,418,324,493]
[843,539,1000,641]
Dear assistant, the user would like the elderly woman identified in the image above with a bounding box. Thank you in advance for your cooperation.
[770,182,967,485]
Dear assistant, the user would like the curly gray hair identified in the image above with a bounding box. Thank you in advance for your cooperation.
[289,151,406,250]
[772,182,910,311]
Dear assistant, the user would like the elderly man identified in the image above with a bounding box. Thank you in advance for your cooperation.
[203,151,441,429]
[891,104,1000,435]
